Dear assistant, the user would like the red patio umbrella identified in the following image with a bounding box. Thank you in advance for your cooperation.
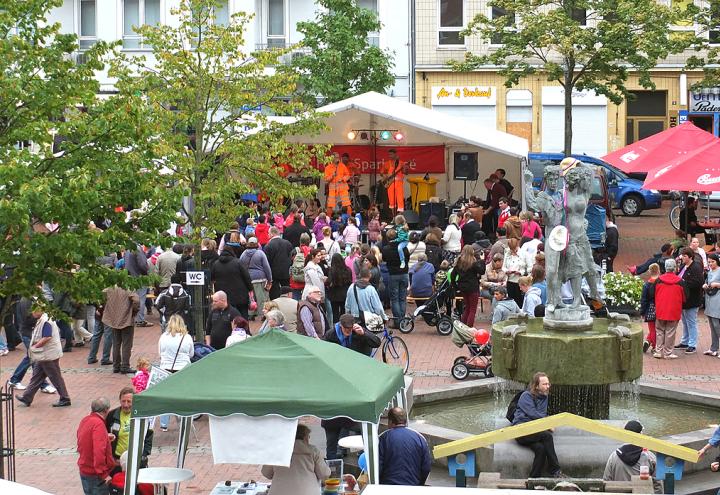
[642,139,720,192]
[603,122,718,174]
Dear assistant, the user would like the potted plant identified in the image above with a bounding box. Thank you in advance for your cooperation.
[603,272,643,316]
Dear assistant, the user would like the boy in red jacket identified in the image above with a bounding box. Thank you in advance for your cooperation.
[653,258,685,359]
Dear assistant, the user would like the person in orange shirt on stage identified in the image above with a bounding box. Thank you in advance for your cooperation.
[324,152,352,216]
[382,149,410,213]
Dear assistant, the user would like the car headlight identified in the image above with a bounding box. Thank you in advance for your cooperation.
[650,190,660,194]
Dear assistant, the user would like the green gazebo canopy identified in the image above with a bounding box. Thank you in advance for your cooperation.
[132,329,405,423]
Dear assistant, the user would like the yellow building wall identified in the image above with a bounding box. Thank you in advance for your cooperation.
[416,70,702,154]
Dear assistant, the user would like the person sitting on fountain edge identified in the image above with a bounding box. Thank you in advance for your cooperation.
[511,372,566,478]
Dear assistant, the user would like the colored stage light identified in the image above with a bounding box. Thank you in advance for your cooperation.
[347,131,357,140]
[380,130,392,140]
[394,132,404,141]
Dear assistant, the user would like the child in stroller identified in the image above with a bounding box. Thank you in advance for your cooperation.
[399,275,457,335]
[450,320,492,380]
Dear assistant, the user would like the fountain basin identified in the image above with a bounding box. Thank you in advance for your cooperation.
[491,317,643,386]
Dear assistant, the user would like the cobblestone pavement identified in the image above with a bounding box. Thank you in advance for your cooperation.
[1,205,719,494]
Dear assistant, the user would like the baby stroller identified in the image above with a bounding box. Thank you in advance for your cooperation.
[450,320,493,380]
[399,277,456,336]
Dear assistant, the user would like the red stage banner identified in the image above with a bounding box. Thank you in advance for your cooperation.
[328,145,446,174]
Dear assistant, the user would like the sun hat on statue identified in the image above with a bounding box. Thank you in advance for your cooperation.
[548,225,568,252]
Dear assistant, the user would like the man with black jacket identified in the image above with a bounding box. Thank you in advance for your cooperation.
[264,227,294,300]
[676,247,704,354]
[211,248,254,319]
[283,213,310,248]
[381,229,411,327]
[106,387,152,466]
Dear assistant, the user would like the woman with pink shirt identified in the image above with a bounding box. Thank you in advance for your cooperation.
[367,210,385,246]
[342,216,361,244]
[520,211,543,242]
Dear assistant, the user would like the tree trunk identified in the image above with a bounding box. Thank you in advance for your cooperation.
[563,71,573,156]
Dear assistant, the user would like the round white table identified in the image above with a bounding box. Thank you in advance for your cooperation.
[338,434,365,451]
[138,467,194,495]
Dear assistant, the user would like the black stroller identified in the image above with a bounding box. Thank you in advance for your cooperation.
[399,277,457,336]
[450,320,493,380]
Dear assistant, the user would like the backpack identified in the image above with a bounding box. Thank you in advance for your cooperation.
[505,390,524,423]
[290,249,306,283]
[190,343,215,362]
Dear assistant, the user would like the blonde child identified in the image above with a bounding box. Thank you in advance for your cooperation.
[131,357,151,393]
[394,214,410,268]
[435,260,450,291]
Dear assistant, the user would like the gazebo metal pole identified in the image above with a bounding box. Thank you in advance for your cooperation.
[362,422,380,485]
[174,417,193,495]
[124,417,147,495]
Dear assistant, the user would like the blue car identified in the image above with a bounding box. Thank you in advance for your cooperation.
[528,153,663,216]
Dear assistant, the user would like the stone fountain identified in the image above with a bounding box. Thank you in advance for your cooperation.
[491,161,643,419]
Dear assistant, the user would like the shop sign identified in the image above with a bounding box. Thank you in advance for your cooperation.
[541,86,607,106]
[431,86,496,106]
[689,91,720,112]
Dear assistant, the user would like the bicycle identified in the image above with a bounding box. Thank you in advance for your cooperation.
[669,191,687,230]
[370,325,410,374]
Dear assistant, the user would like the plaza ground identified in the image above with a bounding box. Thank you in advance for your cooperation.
[1,204,719,494]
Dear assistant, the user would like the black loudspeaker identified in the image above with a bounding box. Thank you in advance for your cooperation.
[419,202,447,227]
[403,210,420,229]
[453,152,478,180]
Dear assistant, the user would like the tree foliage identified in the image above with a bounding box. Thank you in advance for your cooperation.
[452,0,694,154]
[112,0,328,240]
[291,0,395,106]
[0,0,179,311]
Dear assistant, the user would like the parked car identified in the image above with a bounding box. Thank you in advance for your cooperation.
[528,153,663,216]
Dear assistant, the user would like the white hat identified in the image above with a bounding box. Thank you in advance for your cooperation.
[548,225,568,252]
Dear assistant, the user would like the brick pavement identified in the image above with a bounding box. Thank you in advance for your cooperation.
[1,204,719,493]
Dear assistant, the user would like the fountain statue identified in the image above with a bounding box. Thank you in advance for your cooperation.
[491,158,643,419]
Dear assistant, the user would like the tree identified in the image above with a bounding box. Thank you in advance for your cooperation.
[0,0,178,319]
[452,0,693,155]
[291,0,395,106]
[112,0,327,336]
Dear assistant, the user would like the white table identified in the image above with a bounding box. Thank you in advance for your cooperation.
[338,435,365,451]
[137,467,194,495]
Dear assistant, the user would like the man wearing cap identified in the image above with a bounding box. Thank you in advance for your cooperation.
[603,420,656,482]
[653,258,685,359]
[324,313,381,356]
[272,287,298,333]
[296,286,330,338]
[628,243,675,276]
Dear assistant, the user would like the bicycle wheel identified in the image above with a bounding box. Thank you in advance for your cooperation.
[670,205,680,230]
[382,335,410,374]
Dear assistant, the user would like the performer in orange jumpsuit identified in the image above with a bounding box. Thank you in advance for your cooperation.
[324,152,352,216]
[381,149,409,212]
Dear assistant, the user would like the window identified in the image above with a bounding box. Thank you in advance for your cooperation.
[439,0,464,46]
[79,0,96,49]
[710,1,720,43]
[571,8,587,26]
[267,0,286,48]
[490,5,515,45]
[358,0,379,47]
[123,0,160,49]
[214,1,229,26]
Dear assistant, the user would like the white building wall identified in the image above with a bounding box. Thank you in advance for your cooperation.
[47,0,410,100]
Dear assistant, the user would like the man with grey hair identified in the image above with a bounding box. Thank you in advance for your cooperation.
[77,397,116,494]
[653,258,685,359]
[265,309,286,331]
[264,225,294,300]
[205,290,240,350]
[296,285,330,338]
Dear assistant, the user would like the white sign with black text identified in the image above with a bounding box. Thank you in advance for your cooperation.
[185,271,205,285]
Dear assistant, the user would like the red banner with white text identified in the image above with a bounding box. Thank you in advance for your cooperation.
[326,145,446,174]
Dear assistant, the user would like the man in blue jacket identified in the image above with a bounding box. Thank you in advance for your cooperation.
[378,407,432,485]
[512,372,565,478]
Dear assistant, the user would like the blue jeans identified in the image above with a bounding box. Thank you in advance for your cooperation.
[87,322,113,363]
[160,414,170,429]
[388,273,409,322]
[10,335,49,388]
[80,474,109,495]
[135,287,148,323]
[292,289,302,301]
[324,297,334,326]
[680,307,699,348]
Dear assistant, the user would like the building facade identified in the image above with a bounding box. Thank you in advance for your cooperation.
[50,0,411,99]
[414,0,719,156]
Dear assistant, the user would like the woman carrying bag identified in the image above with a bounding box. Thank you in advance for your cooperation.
[157,314,194,432]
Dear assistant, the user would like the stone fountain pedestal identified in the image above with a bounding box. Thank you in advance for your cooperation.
[543,305,594,330]
[491,315,643,419]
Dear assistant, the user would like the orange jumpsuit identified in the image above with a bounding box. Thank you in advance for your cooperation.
[324,162,351,213]
[382,159,406,211]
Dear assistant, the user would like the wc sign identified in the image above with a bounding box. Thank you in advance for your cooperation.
[186,271,205,285]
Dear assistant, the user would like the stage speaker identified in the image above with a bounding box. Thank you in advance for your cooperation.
[419,202,447,227]
[453,152,478,180]
[403,210,420,229]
